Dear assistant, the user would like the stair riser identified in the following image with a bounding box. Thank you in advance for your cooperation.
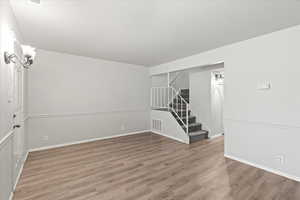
[173,100,189,104]
[180,89,189,95]
[171,104,188,109]
[175,117,196,126]
[175,111,191,117]
[190,133,208,143]
[189,125,202,132]
[182,117,196,124]
[183,125,202,132]
[172,97,189,101]
[180,95,189,98]
[180,91,189,95]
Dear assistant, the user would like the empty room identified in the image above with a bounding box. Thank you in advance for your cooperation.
[1,0,300,199]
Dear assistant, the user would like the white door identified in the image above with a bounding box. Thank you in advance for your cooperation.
[11,41,25,184]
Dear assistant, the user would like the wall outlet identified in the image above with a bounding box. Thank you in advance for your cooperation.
[121,124,126,131]
[43,136,49,141]
[275,155,285,165]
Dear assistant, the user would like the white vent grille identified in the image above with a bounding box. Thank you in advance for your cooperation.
[30,0,41,4]
[152,119,162,131]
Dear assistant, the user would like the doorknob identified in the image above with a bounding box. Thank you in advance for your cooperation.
[13,125,21,129]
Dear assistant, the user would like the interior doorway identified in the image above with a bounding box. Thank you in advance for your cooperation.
[211,70,225,136]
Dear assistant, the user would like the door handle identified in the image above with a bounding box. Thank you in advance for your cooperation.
[13,125,21,129]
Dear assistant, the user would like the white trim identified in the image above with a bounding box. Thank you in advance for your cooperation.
[9,192,13,200]
[29,130,150,152]
[0,131,14,150]
[13,151,29,191]
[224,154,300,183]
[28,110,148,119]
[150,61,225,76]
[209,133,223,139]
[224,117,300,129]
[151,130,189,144]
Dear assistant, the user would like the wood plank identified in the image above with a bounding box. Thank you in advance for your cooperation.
[13,132,300,200]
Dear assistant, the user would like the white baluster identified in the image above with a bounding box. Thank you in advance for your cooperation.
[181,98,183,119]
[157,88,159,108]
[167,87,170,110]
[186,104,189,134]
[161,88,162,108]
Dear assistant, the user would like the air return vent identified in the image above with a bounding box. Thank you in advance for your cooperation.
[29,0,41,4]
[152,119,162,132]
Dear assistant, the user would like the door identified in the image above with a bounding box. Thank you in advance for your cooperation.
[11,40,25,184]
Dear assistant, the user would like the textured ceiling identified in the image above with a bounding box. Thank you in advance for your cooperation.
[10,0,300,66]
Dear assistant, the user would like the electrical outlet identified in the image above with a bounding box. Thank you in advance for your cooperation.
[275,155,285,165]
[121,124,126,131]
[43,136,49,141]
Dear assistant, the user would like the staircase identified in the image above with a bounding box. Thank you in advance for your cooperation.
[170,89,208,143]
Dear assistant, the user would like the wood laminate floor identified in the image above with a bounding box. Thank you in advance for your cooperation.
[14,132,300,200]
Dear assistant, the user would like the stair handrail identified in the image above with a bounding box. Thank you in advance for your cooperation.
[169,86,189,134]
[169,87,189,105]
[169,71,184,87]
[151,87,170,109]
[167,87,180,106]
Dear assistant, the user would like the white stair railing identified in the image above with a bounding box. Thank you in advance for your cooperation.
[150,87,169,109]
[151,87,189,134]
[169,71,182,87]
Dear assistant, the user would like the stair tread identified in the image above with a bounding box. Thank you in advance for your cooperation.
[181,115,196,119]
[189,130,208,136]
[180,89,189,93]
[174,115,196,120]
[189,122,201,126]
[182,122,201,128]
[174,109,190,112]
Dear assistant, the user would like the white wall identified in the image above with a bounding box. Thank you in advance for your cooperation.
[28,49,150,150]
[170,71,189,90]
[150,25,300,181]
[151,70,189,91]
[151,110,189,144]
[0,1,28,200]
[151,73,168,88]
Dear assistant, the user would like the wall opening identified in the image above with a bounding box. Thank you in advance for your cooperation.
[211,70,225,136]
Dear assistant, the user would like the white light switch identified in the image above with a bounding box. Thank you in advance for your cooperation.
[257,82,271,90]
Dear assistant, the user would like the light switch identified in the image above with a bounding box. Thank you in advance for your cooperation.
[257,82,271,90]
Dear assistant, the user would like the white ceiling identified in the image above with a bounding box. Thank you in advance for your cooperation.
[10,0,300,66]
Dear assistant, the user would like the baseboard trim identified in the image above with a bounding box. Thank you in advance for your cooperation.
[13,151,29,191]
[224,154,300,183]
[224,118,300,129]
[0,131,13,150]
[209,133,223,139]
[28,110,148,119]
[9,192,13,200]
[151,130,189,144]
[29,130,151,152]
